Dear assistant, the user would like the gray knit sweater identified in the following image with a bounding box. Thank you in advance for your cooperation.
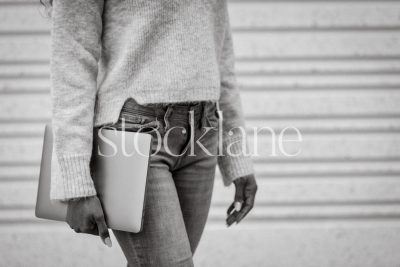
[50,0,254,200]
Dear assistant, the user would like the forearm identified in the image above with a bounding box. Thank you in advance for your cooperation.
[218,87,254,185]
[217,5,254,185]
[50,0,104,200]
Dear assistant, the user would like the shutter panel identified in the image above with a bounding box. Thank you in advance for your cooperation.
[0,1,399,266]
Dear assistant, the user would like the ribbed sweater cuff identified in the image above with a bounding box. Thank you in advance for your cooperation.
[56,154,97,200]
[218,136,255,186]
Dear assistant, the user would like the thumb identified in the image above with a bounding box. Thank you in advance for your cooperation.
[95,215,112,247]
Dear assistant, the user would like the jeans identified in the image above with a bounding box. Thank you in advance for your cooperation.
[110,98,219,267]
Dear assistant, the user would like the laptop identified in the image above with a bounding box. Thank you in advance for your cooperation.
[35,124,152,233]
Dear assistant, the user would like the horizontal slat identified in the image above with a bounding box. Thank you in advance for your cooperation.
[229,2,400,30]
[2,3,400,32]
[0,166,39,181]
[3,74,400,93]
[0,138,43,163]
[1,159,400,181]
[0,228,125,267]
[2,160,400,183]
[1,91,400,120]
[1,116,400,139]
[242,90,400,117]
[250,161,400,177]
[0,0,40,4]
[0,63,49,78]
[2,32,400,62]
[0,181,37,207]
[2,59,400,77]
[0,123,45,137]
[1,133,400,163]
[246,118,400,133]
[0,36,49,61]
[0,79,49,93]
[234,31,400,58]
[249,133,400,160]
[2,59,400,78]
[195,227,400,267]
[212,178,400,205]
[235,58,400,75]
[3,178,400,208]
[0,95,50,120]
[0,5,49,33]
[0,226,399,267]
[2,59,400,84]
[237,74,400,88]
[209,205,400,222]
[3,204,400,225]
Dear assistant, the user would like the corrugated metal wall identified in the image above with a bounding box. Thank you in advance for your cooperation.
[1,1,400,266]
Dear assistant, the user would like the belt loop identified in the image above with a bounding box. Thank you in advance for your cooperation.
[200,102,207,130]
[215,100,222,121]
[187,105,195,132]
[164,105,173,131]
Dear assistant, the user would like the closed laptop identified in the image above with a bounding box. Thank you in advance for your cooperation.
[35,124,152,233]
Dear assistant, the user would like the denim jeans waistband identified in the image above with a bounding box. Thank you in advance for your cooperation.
[120,98,217,130]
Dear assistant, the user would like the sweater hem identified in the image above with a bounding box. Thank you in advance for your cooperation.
[94,87,220,127]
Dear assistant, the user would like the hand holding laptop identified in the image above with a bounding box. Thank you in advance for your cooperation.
[66,195,112,247]
[35,125,152,247]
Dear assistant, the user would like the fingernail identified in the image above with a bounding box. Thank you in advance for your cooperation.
[234,202,242,212]
[104,237,112,247]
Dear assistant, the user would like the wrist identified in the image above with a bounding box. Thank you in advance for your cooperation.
[65,195,97,203]
[233,174,255,185]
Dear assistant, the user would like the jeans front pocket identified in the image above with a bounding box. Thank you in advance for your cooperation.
[205,102,220,129]
[116,118,162,134]
[113,100,163,134]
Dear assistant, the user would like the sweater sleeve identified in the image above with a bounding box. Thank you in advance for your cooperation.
[217,7,255,186]
[50,0,104,200]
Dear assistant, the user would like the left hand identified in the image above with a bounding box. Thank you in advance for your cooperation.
[226,174,257,226]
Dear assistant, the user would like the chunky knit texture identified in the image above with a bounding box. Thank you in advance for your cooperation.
[50,0,254,200]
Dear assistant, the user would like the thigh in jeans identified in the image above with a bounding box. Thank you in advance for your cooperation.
[173,102,220,254]
[113,167,193,267]
[110,101,193,267]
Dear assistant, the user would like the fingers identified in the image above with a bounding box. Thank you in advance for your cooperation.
[226,197,254,226]
[226,210,239,226]
[235,196,255,224]
[226,201,243,215]
[81,223,99,236]
[226,179,244,226]
[234,179,244,206]
[65,196,112,247]
[235,182,257,223]
[226,176,257,227]
[227,202,242,215]
[94,214,112,247]
[71,220,98,235]
[227,202,235,215]
[226,196,254,226]
[84,227,100,236]
[226,182,243,226]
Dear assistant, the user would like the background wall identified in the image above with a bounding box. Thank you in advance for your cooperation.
[1,0,400,266]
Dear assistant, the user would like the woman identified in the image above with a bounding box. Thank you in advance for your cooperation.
[45,0,257,266]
